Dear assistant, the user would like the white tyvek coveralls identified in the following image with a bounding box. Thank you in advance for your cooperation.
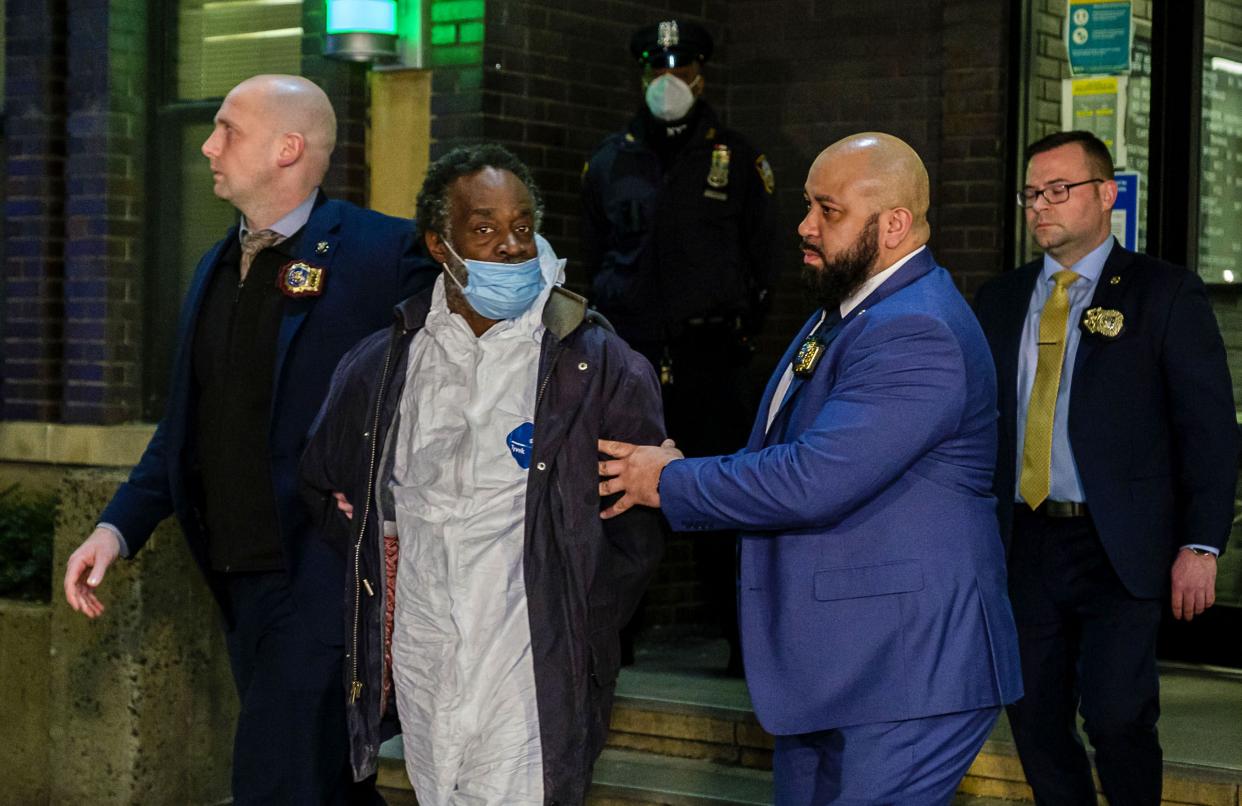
[389,238,565,806]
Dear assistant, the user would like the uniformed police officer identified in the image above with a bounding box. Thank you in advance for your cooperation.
[581,19,777,674]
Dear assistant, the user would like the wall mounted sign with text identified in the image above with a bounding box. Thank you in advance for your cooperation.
[1066,0,1133,76]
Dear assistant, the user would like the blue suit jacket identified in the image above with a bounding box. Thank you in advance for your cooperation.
[660,249,1023,735]
[975,242,1238,599]
[100,196,437,643]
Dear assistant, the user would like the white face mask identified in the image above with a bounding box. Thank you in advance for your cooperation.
[645,73,699,121]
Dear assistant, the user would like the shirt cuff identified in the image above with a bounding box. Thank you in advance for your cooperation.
[96,522,130,559]
[1181,543,1219,557]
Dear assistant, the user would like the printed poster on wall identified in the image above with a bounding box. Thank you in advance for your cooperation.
[1062,76,1129,168]
[1111,171,1140,252]
[1066,0,1133,75]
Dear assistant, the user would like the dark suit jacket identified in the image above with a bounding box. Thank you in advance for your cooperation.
[99,195,437,643]
[975,240,1238,599]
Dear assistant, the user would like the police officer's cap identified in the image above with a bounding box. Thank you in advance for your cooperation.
[630,20,713,69]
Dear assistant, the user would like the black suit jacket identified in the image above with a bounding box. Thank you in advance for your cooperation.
[975,240,1238,599]
[99,196,438,642]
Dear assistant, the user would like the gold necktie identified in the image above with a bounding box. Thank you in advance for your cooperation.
[239,228,281,283]
[1019,269,1081,509]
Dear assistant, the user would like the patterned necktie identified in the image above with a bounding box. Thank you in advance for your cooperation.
[1019,269,1081,508]
[239,228,281,283]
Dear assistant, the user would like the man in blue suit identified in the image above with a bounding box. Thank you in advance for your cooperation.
[974,130,1237,805]
[61,74,437,804]
[599,132,1023,804]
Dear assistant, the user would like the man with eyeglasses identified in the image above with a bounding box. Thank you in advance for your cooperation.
[974,130,1237,805]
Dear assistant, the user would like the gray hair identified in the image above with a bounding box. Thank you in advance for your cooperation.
[415,144,545,239]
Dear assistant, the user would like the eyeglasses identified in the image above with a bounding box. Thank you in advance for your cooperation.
[1016,179,1105,208]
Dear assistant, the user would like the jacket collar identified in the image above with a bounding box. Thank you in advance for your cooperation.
[1073,239,1134,374]
[847,245,937,313]
[392,282,590,339]
[754,247,941,448]
[626,100,721,148]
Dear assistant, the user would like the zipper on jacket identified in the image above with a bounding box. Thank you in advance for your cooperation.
[349,329,403,704]
[536,343,565,410]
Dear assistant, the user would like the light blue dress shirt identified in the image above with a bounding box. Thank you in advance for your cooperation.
[1014,236,1114,505]
[239,189,318,243]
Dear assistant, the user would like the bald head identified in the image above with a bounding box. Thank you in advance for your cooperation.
[203,74,338,228]
[231,74,337,181]
[798,132,932,305]
[812,132,930,242]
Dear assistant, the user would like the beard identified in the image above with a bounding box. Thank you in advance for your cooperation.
[800,212,880,312]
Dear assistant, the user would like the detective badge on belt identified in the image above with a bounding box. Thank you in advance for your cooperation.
[277,260,326,298]
[704,144,731,200]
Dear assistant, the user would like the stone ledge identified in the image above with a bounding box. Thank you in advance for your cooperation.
[0,599,51,805]
[0,422,155,467]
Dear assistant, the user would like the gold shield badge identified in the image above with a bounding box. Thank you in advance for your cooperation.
[755,154,775,195]
[792,336,824,378]
[1081,307,1124,338]
[278,260,326,298]
[707,144,731,189]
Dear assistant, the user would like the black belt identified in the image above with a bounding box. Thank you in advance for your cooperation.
[684,315,733,327]
[1019,500,1088,518]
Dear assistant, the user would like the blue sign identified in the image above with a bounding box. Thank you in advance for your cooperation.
[1067,0,1132,76]
[1111,171,1140,251]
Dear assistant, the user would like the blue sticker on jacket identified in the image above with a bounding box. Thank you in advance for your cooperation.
[507,422,535,469]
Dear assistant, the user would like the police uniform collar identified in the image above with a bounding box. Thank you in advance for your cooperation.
[630,100,719,146]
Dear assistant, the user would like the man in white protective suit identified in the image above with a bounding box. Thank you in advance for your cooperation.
[301,143,667,806]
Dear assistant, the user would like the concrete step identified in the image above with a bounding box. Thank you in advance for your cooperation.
[590,748,771,805]
[376,653,1242,806]
[606,659,1242,806]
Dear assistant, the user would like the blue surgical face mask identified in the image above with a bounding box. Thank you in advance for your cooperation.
[442,239,545,320]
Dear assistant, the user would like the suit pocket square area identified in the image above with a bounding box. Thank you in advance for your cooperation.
[813,560,925,601]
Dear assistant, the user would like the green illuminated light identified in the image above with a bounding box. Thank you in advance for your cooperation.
[430,44,483,66]
[326,0,398,34]
[431,0,484,23]
[459,21,483,44]
[430,24,457,45]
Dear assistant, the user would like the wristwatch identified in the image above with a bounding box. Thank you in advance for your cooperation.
[1187,547,1216,557]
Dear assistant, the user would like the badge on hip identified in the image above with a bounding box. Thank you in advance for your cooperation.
[507,422,535,469]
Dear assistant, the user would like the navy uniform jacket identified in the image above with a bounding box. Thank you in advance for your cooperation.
[99,195,438,643]
[975,241,1238,599]
[581,102,776,344]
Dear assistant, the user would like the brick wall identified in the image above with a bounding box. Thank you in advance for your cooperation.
[475,1,725,280]
[302,3,370,206]
[426,0,485,160]
[60,0,147,424]
[937,0,1013,297]
[725,0,1011,354]
[2,0,67,421]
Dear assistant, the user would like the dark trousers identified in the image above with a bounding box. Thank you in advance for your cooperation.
[1006,507,1162,806]
[628,326,753,666]
[772,707,999,805]
[222,571,381,806]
